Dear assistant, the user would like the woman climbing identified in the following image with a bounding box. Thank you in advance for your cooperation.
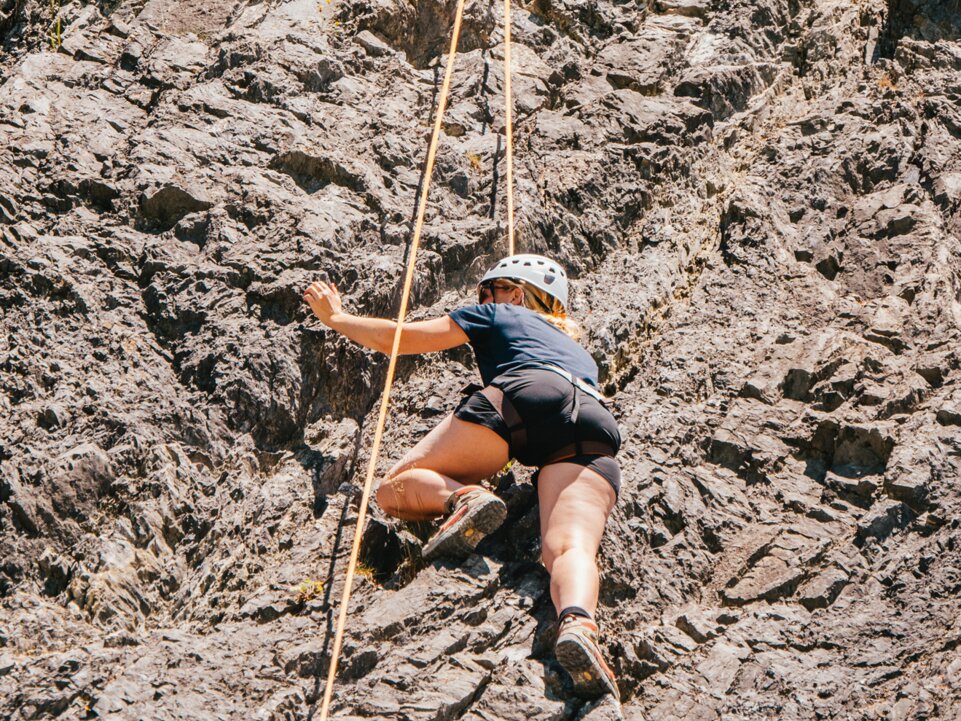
[303,254,622,700]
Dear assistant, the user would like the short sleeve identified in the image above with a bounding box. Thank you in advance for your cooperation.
[448,303,497,345]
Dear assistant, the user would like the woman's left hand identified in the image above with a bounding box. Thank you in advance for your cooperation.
[303,280,344,326]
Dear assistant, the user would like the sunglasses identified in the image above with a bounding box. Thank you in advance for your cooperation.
[478,279,519,301]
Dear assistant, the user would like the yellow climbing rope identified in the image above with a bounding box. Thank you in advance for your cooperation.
[503,0,515,256]
[316,1,469,719]
[318,3,518,717]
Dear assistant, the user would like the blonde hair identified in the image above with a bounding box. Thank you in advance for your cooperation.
[520,283,581,340]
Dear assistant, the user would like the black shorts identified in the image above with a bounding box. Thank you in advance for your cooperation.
[454,367,622,495]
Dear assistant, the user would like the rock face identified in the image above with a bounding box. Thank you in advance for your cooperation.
[1,0,960,719]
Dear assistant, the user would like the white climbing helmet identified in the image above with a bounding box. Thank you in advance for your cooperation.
[480,254,569,311]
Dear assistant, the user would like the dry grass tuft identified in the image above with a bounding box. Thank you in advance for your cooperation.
[48,0,62,51]
[294,578,325,602]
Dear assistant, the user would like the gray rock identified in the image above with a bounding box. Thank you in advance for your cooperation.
[824,470,878,500]
[355,30,393,57]
[722,525,830,606]
[37,403,68,429]
[856,500,914,547]
[655,0,710,19]
[936,405,961,426]
[139,184,213,232]
[576,695,627,720]
[253,687,307,721]
[798,566,850,611]
[596,28,688,96]
[675,610,720,644]
[675,63,778,121]
[0,654,15,676]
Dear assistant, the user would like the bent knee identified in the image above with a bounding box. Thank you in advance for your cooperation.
[375,479,405,518]
[542,532,594,568]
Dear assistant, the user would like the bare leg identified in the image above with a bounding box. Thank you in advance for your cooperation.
[376,413,510,521]
[538,463,616,616]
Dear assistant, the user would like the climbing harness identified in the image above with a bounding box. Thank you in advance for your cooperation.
[478,365,616,463]
[318,2,520,717]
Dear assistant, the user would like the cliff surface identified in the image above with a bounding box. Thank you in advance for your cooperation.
[2,0,960,719]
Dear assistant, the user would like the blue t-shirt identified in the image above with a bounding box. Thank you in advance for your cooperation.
[448,303,599,387]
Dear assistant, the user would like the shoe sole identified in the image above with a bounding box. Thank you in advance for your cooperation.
[555,633,620,701]
[422,495,507,560]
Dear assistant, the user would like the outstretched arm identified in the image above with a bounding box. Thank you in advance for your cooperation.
[303,280,468,355]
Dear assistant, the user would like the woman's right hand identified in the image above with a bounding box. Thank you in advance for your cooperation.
[303,280,344,326]
[302,281,468,355]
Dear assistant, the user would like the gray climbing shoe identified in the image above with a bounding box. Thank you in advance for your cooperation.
[422,486,507,560]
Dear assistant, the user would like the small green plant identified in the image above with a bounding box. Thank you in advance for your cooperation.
[294,578,325,602]
[354,562,377,581]
[48,0,62,51]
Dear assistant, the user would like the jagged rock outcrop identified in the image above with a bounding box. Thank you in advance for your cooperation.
[1,0,960,719]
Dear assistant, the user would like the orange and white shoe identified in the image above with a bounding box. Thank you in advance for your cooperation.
[555,612,620,701]
[422,486,507,560]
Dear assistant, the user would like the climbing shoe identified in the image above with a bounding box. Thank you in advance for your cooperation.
[422,486,507,560]
[554,612,620,701]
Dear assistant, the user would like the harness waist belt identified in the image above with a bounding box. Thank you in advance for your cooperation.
[541,441,617,465]
[537,364,607,403]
